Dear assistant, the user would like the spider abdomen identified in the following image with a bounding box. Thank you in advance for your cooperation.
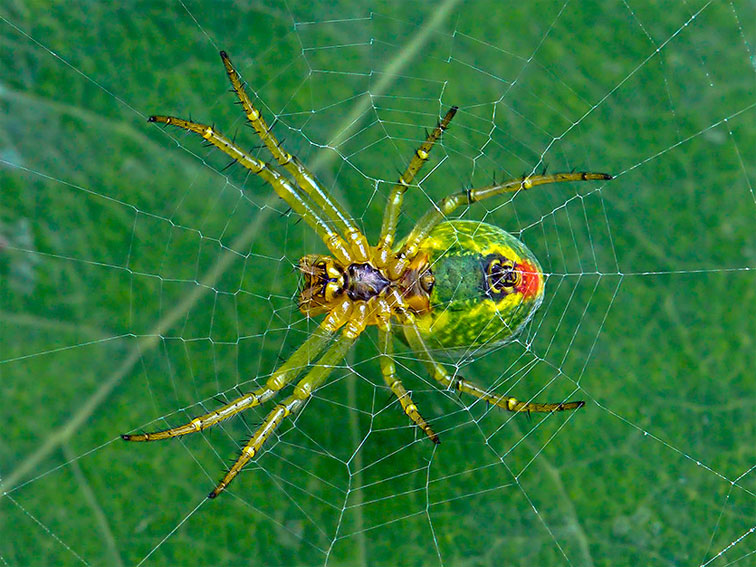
[410,220,545,351]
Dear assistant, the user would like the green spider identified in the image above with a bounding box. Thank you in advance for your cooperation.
[122,51,611,499]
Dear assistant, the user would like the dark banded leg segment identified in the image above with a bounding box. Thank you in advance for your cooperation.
[389,171,612,278]
[378,327,438,443]
[209,329,359,498]
[219,51,370,261]
[121,326,335,442]
[376,106,458,267]
[148,115,354,265]
[400,313,584,414]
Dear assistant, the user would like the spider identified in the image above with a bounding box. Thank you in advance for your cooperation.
[122,51,611,499]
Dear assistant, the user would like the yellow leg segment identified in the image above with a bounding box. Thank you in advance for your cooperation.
[389,171,612,279]
[378,327,438,443]
[209,323,361,498]
[148,114,353,265]
[219,51,370,262]
[122,296,359,444]
[121,325,337,443]
[400,312,584,414]
[376,106,458,267]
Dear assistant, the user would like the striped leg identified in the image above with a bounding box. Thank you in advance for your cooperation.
[378,326,438,443]
[121,324,335,443]
[388,171,612,279]
[208,304,368,498]
[148,115,354,265]
[400,312,584,414]
[375,106,458,267]
[219,51,370,262]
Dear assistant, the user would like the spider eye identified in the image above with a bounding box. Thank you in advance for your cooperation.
[486,257,521,292]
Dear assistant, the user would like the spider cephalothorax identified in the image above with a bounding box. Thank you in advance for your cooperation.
[123,50,611,499]
[298,252,433,314]
[297,252,432,329]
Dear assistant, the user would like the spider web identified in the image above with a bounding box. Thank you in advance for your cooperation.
[1,1,754,565]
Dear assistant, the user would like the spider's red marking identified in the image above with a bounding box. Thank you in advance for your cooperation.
[517,260,542,300]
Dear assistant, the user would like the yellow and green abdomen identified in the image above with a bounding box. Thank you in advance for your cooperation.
[411,220,545,352]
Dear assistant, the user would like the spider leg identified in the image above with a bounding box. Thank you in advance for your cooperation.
[388,171,612,279]
[376,106,458,267]
[148,115,354,265]
[219,51,370,262]
[208,301,370,498]
[399,312,584,414]
[121,324,336,443]
[378,326,439,444]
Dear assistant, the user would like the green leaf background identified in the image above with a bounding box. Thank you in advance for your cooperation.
[1,1,753,566]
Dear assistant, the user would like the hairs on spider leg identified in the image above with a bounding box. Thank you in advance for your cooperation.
[221,159,238,172]
[381,391,396,409]
[245,144,266,155]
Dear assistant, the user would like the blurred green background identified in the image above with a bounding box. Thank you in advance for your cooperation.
[1,1,754,566]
